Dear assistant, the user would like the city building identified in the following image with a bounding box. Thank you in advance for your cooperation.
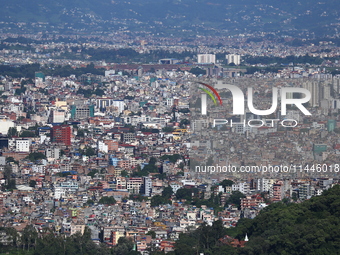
[197,54,216,64]
[0,115,15,135]
[15,139,31,152]
[143,177,152,196]
[226,54,241,65]
[46,148,60,159]
[49,109,66,123]
[70,105,95,119]
[303,80,320,107]
[51,125,71,146]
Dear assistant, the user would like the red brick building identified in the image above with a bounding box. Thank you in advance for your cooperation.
[51,125,71,146]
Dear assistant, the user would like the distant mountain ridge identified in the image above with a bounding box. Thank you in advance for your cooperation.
[0,0,339,37]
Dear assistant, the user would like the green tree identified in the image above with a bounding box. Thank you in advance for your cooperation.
[86,199,95,205]
[6,179,16,190]
[94,88,105,96]
[87,169,98,178]
[162,186,173,198]
[83,146,96,156]
[151,195,171,207]
[112,237,137,255]
[20,130,36,137]
[2,165,16,190]
[133,161,159,177]
[98,196,116,205]
[162,127,174,132]
[129,194,148,202]
[146,230,156,239]
[0,227,19,247]
[189,67,206,76]
[149,157,157,165]
[77,129,85,137]
[29,180,36,188]
[121,170,129,177]
[179,162,185,171]
[7,127,18,138]
[225,191,245,208]
[224,185,340,254]
[3,165,12,182]
[21,225,38,251]
[6,156,16,163]
[220,179,234,188]
[176,188,198,201]
[155,173,167,180]
[28,152,46,161]
[34,226,109,255]
[174,220,230,255]
[160,154,181,163]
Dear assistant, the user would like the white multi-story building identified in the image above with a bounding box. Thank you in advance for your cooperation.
[96,99,125,113]
[256,178,274,192]
[166,98,174,106]
[32,165,45,174]
[226,54,241,65]
[54,181,79,198]
[303,81,320,107]
[15,139,31,152]
[49,109,65,123]
[143,177,152,197]
[113,100,125,114]
[97,140,109,153]
[54,187,66,199]
[232,182,249,194]
[123,115,167,127]
[197,54,216,64]
[46,148,60,159]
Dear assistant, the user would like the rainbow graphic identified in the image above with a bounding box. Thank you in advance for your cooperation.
[197,82,222,115]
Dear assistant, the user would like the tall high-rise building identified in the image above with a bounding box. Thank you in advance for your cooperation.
[197,54,216,64]
[226,54,241,65]
[332,77,340,94]
[143,177,152,196]
[51,125,71,146]
[112,100,125,113]
[321,84,331,100]
[303,81,320,107]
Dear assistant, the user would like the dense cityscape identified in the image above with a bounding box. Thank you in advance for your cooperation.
[0,1,340,255]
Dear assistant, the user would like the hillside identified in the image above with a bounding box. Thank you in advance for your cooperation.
[0,0,339,37]
[234,185,340,254]
[174,185,340,255]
